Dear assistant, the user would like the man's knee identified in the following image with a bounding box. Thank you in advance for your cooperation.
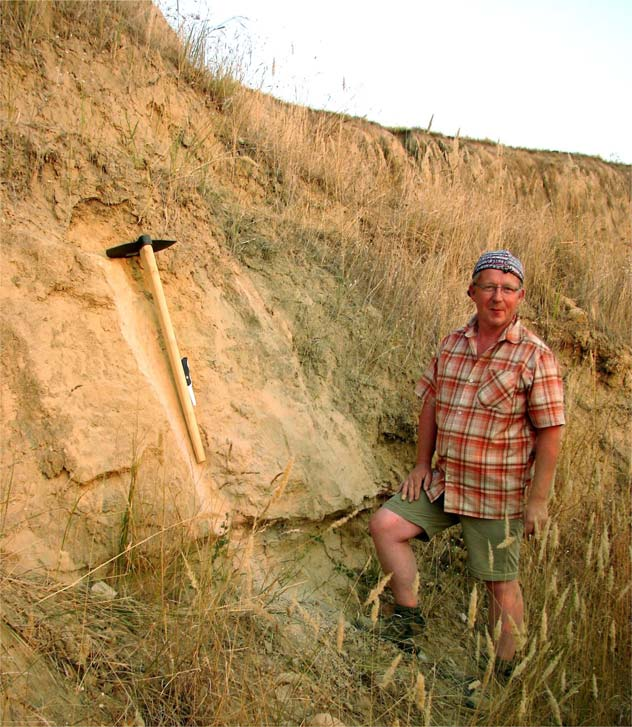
[485,579,522,607]
[369,507,393,540]
[370,507,424,543]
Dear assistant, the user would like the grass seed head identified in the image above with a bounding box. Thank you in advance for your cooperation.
[507,614,526,653]
[554,584,570,619]
[609,618,616,655]
[598,525,610,574]
[618,581,632,601]
[242,531,255,599]
[293,599,321,636]
[541,652,562,683]
[271,458,294,503]
[601,524,610,560]
[467,583,478,629]
[545,684,563,726]
[526,636,537,661]
[379,653,402,689]
[328,505,362,531]
[370,597,380,625]
[485,629,496,660]
[538,520,551,563]
[181,551,199,593]
[365,572,392,607]
[584,534,594,568]
[509,652,531,682]
[539,608,548,645]
[496,534,515,550]
[518,684,528,720]
[336,612,345,654]
[607,566,615,591]
[424,687,433,727]
[493,615,502,644]
[497,517,515,549]
[412,671,426,712]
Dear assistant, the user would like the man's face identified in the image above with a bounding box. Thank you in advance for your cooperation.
[468,268,525,333]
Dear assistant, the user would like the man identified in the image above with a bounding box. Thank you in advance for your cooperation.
[369,250,565,680]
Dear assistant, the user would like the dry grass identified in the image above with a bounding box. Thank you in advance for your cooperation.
[1,2,630,725]
[232,98,631,349]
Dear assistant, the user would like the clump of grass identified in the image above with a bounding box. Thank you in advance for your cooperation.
[477,393,631,725]
[175,18,245,109]
[0,0,160,54]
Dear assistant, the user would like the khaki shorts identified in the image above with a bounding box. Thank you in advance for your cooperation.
[383,490,524,582]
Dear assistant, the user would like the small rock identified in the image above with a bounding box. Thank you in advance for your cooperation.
[415,647,430,662]
[304,713,346,727]
[90,581,117,600]
[276,684,294,702]
[277,671,302,686]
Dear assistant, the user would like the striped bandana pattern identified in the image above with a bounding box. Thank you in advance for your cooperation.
[473,250,524,283]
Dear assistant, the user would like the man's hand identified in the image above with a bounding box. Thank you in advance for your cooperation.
[399,463,432,502]
[524,498,548,539]
[524,425,563,539]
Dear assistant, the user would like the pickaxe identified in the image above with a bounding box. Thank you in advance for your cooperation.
[106,235,206,463]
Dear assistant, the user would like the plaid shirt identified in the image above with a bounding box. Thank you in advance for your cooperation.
[415,316,565,519]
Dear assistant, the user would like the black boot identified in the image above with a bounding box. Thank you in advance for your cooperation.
[377,604,426,652]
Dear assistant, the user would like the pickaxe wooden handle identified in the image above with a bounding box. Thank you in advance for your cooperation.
[107,235,206,463]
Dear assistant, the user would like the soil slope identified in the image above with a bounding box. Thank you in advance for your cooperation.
[1,0,630,578]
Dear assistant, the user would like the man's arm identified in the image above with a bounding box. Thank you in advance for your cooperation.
[524,424,564,537]
[399,395,437,502]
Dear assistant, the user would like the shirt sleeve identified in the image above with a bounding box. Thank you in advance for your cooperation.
[414,354,438,403]
[527,348,566,428]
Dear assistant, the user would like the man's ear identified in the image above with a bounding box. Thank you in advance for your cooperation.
[467,286,473,298]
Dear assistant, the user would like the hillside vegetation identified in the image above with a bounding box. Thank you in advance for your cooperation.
[0,2,630,725]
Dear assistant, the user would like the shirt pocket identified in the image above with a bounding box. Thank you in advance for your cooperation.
[477,369,519,412]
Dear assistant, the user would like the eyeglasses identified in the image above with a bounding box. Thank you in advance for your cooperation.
[474,283,522,296]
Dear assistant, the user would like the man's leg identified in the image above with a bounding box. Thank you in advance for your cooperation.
[461,515,524,679]
[369,507,424,607]
[485,578,524,661]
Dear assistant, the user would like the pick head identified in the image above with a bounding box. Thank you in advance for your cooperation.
[106,235,177,259]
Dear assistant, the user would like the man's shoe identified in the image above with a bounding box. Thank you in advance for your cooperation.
[354,604,426,653]
[376,605,426,652]
[493,657,516,684]
[461,658,517,709]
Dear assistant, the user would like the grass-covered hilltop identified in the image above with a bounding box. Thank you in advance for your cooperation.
[0,1,630,725]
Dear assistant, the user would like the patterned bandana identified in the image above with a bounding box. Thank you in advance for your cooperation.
[472,250,524,283]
